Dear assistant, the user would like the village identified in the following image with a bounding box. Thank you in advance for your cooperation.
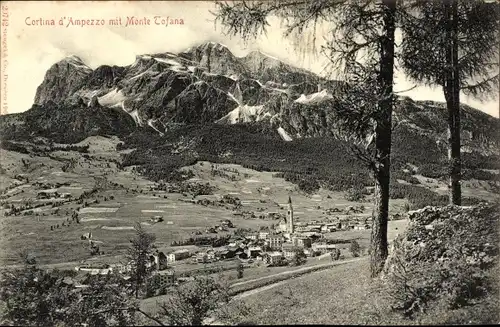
[0,148,398,299]
[70,196,374,295]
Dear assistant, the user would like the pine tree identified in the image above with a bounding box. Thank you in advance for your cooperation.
[127,222,156,298]
[213,0,397,277]
[399,0,500,205]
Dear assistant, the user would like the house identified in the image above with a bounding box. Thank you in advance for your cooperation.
[149,269,176,290]
[321,224,337,233]
[312,243,338,254]
[297,232,322,239]
[246,233,258,241]
[196,252,208,263]
[281,243,297,259]
[150,216,164,223]
[264,251,284,265]
[167,249,191,263]
[150,251,168,270]
[305,225,322,233]
[110,263,132,274]
[294,226,309,233]
[291,236,312,248]
[206,249,216,261]
[258,231,270,240]
[217,249,236,260]
[267,212,280,220]
[60,193,72,199]
[246,246,263,258]
[75,264,112,275]
[278,218,288,233]
[267,235,285,250]
[205,227,217,234]
[37,189,58,199]
[80,232,92,240]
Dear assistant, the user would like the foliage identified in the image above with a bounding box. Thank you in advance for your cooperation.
[237,261,244,279]
[291,248,307,266]
[350,241,361,258]
[0,101,136,144]
[330,248,341,261]
[155,275,246,325]
[384,204,499,318]
[171,235,230,247]
[399,0,500,204]
[389,183,448,210]
[0,265,136,327]
[400,0,500,99]
[344,186,366,202]
[127,222,157,298]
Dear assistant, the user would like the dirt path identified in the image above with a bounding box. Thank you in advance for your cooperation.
[231,257,365,299]
[204,257,366,325]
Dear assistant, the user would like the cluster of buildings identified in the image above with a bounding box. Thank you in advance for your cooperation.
[73,249,177,291]
[204,219,234,233]
[69,198,369,292]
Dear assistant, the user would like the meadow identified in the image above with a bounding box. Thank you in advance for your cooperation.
[0,136,407,270]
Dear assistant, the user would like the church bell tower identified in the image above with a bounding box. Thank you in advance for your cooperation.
[287,196,294,234]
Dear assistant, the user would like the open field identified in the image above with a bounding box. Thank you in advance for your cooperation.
[0,135,495,274]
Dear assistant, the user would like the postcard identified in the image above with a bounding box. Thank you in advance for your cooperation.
[0,1,498,326]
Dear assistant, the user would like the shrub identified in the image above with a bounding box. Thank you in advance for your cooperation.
[344,187,366,202]
[384,204,499,319]
[349,241,361,257]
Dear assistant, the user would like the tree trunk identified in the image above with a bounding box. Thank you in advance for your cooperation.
[444,0,461,206]
[370,0,396,278]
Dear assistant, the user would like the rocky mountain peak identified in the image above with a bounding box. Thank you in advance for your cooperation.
[34,55,93,105]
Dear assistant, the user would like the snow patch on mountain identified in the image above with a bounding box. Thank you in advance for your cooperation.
[98,88,127,107]
[277,127,293,141]
[129,109,141,126]
[129,71,149,81]
[153,57,186,72]
[294,89,333,105]
[207,41,228,50]
[217,104,266,124]
[63,55,93,71]
[227,92,242,106]
[147,119,164,135]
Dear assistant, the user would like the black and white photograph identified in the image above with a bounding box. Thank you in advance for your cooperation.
[0,0,499,325]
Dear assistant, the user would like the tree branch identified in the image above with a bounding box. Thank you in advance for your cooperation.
[91,307,166,326]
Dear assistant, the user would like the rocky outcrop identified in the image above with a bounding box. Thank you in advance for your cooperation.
[181,41,247,77]
[34,56,93,105]
[165,81,239,124]
[383,203,499,317]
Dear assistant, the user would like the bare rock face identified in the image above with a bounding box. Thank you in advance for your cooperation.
[180,41,247,77]
[89,95,100,108]
[16,41,499,149]
[165,81,239,124]
[34,56,93,105]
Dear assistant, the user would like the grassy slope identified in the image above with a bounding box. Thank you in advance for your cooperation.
[235,258,499,325]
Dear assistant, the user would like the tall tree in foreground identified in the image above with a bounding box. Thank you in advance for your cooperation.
[127,222,156,298]
[400,0,500,205]
[214,0,397,276]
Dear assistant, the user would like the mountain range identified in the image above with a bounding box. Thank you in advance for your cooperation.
[0,41,499,203]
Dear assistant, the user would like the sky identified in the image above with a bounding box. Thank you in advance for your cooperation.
[1,1,498,117]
